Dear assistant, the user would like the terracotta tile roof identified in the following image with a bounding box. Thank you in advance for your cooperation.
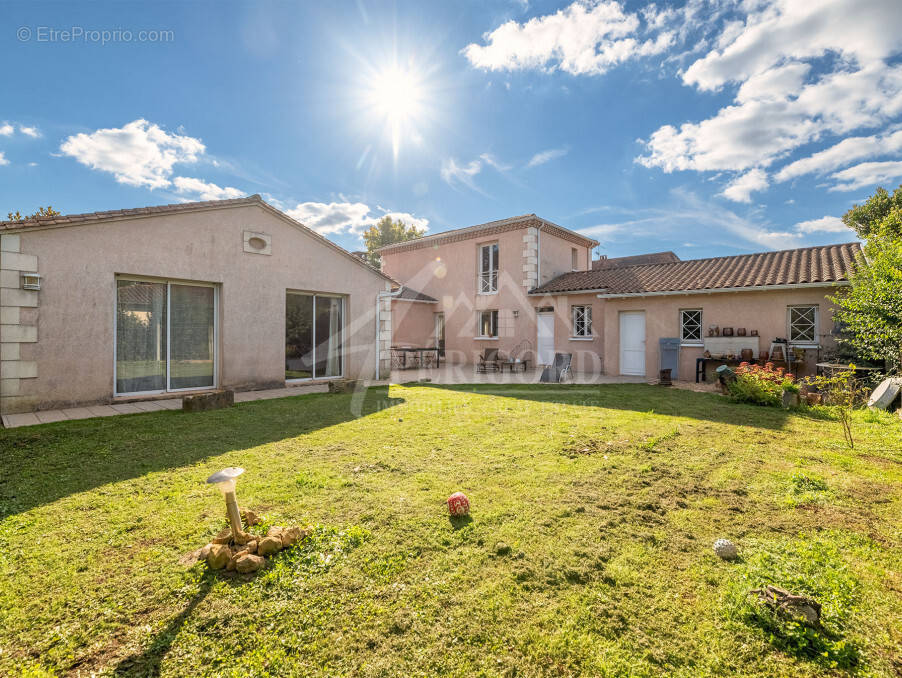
[530,242,862,296]
[0,194,398,285]
[395,287,437,303]
[592,251,680,270]
[377,214,597,254]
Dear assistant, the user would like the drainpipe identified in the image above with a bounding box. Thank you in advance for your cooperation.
[375,286,404,379]
[536,222,542,287]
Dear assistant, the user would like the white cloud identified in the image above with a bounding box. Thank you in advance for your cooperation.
[794,216,850,234]
[440,157,485,193]
[776,129,902,181]
[462,0,671,76]
[0,124,13,136]
[828,160,902,191]
[284,201,429,236]
[19,125,40,138]
[636,0,902,197]
[172,176,244,201]
[720,168,768,203]
[59,119,205,189]
[479,152,512,172]
[526,146,568,168]
[0,152,7,166]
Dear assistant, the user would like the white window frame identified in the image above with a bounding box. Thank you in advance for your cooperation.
[476,309,499,339]
[680,309,703,346]
[571,248,579,271]
[113,275,219,397]
[788,305,819,347]
[571,305,593,339]
[478,242,499,295]
[285,291,347,383]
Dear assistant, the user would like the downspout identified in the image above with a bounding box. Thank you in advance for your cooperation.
[536,223,542,288]
[375,286,404,379]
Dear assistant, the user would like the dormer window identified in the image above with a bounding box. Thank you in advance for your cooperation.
[479,242,499,294]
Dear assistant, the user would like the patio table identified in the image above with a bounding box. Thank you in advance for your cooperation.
[390,347,441,370]
[500,360,529,373]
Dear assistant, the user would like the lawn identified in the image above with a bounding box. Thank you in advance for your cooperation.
[1,384,901,677]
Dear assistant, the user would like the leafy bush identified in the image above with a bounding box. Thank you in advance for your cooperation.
[728,362,796,407]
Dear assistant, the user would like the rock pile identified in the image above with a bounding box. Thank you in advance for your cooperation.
[194,518,309,574]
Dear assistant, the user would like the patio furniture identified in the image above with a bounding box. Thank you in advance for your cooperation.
[477,348,502,373]
[540,353,572,383]
[500,359,529,373]
[391,347,441,370]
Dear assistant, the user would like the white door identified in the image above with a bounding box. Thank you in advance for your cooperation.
[619,311,646,376]
[537,313,555,365]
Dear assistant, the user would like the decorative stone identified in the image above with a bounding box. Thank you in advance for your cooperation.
[258,536,283,557]
[206,543,231,570]
[236,554,265,574]
[280,526,304,548]
[246,540,257,554]
[182,389,235,413]
[713,538,739,560]
[266,526,285,538]
[242,510,260,527]
[328,379,358,394]
[447,492,470,516]
[212,528,231,544]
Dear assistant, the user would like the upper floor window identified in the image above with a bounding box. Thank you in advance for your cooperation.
[572,305,592,337]
[680,309,703,344]
[477,309,498,338]
[571,248,579,271]
[479,243,499,294]
[788,305,818,345]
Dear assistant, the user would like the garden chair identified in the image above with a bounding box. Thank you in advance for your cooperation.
[540,353,572,383]
[477,348,502,372]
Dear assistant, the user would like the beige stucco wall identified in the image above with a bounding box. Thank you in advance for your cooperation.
[381,224,596,366]
[539,231,590,285]
[0,204,390,413]
[602,287,843,381]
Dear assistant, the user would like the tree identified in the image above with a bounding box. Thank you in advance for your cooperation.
[362,215,426,268]
[6,206,61,222]
[830,185,902,372]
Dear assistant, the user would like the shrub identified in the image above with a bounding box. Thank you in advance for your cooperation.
[728,362,796,407]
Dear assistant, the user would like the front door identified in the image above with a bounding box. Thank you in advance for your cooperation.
[434,312,445,357]
[619,311,646,376]
[537,313,555,365]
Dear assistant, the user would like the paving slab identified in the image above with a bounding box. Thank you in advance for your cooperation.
[109,403,145,415]
[157,399,183,410]
[131,400,167,412]
[35,410,69,424]
[60,407,97,420]
[2,412,40,428]
[86,405,119,417]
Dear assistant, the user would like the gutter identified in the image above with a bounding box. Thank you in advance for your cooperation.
[595,281,851,299]
[375,286,404,379]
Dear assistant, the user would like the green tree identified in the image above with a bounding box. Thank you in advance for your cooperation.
[830,185,902,372]
[6,206,61,222]
[362,215,426,268]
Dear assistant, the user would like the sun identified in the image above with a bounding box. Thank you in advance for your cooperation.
[367,65,426,159]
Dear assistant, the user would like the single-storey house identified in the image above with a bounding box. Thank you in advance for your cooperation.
[380,213,860,380]
[0,195,397,415]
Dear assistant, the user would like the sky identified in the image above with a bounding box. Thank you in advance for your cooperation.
[2,0,901,260]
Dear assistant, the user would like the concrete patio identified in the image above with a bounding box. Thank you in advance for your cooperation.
[387,364,648,386]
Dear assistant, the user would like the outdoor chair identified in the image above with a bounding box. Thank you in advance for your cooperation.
[477,348,502,373]
[540,353,572,383]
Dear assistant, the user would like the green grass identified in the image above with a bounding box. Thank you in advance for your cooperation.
[1,384,901,677]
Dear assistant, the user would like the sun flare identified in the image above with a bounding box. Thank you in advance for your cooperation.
[367,65,426,159]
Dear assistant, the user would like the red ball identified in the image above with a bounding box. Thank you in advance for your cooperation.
[447,491,470,516]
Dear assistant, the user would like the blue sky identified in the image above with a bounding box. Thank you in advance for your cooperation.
[2,0,900,260]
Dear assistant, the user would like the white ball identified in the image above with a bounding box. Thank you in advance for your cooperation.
[713,538,738,560]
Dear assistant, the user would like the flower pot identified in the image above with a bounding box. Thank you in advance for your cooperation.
[782,390,800,408]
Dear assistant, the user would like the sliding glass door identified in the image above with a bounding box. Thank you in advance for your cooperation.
[115,278,217,395]
[286,292,343,380]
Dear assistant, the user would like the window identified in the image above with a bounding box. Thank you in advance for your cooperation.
[788,305,818,345]
[571,248,579,271]
[572,305,592,337]
[477,310,498,338]
[286,292,344,380]
[680,309,703,344]
[479,243,499,293]
[115,278,217,395]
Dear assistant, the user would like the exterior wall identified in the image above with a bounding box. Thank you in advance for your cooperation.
[381,224,596,366]
[0,204,389,414]
[530,292,605,374]
[602,288,843,381]
[392,301,438,347]
[539,230,590,285]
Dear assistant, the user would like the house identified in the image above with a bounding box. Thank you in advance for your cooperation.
[381,213,861,381]
[531,242,861,380]
[0,195,397,415]
[379,214,600,371]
